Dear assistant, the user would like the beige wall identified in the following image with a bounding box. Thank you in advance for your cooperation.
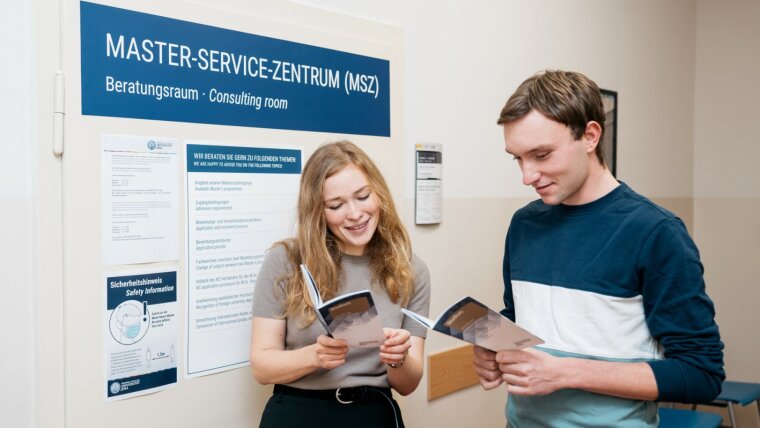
[292,0,703,426]
[402,198,525,426]
[7,0,758,427]
[694,0,760,426]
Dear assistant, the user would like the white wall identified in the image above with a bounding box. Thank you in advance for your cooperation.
[0,1,35,427]
[694,0,760,426]
[292,0,697,201]
[292,1,699,427]
[9,0,758,427]
[695,0,760,199]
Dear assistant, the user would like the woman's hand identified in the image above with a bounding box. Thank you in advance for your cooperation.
[379,328,411,367]
[251,317,343,384]
[314,334,348,370]
[383,329,424,395]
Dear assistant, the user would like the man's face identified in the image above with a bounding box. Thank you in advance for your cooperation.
[503,110,595,206]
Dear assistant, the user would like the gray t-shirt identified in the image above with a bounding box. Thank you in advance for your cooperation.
[252,244,431,389]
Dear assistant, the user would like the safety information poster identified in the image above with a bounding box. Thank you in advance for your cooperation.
[101,134,179,265]
[185,142,301,377]
[104,269,178,400]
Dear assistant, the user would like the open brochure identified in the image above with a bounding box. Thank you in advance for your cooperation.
[401,296,543,352]
[300,264,385,348]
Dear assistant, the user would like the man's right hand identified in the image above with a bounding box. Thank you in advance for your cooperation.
[472,345,504,390]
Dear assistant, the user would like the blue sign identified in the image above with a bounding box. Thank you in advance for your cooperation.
[186,144,301,174]
[80,1,391,136]
[108,368,177,397]
[106,271,177,309]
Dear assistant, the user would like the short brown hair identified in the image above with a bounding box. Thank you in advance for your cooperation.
[497,70,607,165]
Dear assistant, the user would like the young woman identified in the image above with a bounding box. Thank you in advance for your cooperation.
[250,141,430,428]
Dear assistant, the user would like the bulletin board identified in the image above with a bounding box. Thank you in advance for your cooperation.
[56,0,403,426]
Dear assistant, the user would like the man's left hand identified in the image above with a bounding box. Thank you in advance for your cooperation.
[496,348,564,396]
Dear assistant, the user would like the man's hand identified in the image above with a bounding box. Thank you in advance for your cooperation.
[472,345,504,390]
[497,348,564,396]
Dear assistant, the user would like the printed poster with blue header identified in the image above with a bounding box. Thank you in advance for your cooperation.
[185,142,301,377]
[105,269,178,400]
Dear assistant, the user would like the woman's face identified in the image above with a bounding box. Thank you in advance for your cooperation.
[322,165,380,256]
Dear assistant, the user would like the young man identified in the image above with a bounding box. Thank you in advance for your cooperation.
[472,70,724,427]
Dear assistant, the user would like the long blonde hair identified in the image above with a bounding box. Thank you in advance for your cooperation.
[275,141,414,326]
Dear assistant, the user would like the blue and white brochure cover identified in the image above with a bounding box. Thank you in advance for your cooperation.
[402,296,543,352]
[300,264,385,348]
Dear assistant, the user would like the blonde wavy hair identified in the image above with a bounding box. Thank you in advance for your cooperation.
[275,141,414,327]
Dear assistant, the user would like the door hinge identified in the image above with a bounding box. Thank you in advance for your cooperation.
[53,71,65,156]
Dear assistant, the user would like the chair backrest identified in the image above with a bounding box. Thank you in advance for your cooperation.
[658,407,722,428]
[717,380,760,406]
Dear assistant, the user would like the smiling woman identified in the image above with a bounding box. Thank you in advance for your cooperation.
[249,141,432,428]
[322,165,380,256]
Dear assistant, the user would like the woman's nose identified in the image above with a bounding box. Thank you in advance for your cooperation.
[345,202,361,220]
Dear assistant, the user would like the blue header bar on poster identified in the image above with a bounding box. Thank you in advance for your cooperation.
[106,271,177,309]
[186,144,301,174]
[80,1,391,136]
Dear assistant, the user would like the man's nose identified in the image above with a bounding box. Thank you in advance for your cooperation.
[522,163,540,186]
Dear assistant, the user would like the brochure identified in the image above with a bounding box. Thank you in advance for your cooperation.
[300,264,385,348]
[401,296,543,352]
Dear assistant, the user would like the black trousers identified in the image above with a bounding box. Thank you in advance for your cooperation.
[259,385,405,428]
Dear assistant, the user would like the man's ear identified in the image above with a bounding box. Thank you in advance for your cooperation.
[583,121,602,154]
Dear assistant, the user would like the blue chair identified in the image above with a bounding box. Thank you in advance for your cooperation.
[658,407,722,428]
[705,380,760,427]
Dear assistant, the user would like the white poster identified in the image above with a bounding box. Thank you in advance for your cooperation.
[415,143,443,224]
[101,135,180,265]
[104,269,179,400]
[185,142,301,377]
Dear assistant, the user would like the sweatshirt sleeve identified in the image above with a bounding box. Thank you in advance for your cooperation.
[501,227,516,322]
[639,218,724,403]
